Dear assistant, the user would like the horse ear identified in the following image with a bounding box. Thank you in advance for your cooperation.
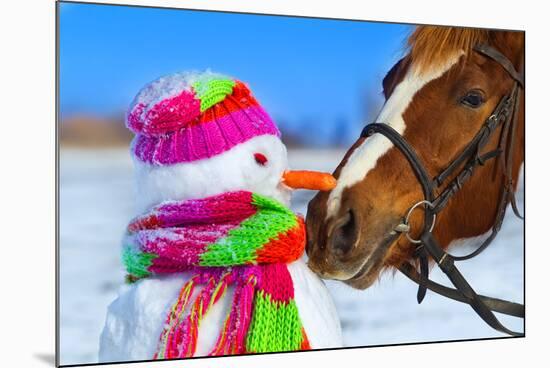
[489,31,525,69]
[382,57,410,99]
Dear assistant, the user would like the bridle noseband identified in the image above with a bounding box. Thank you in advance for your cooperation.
[360,44,524,336]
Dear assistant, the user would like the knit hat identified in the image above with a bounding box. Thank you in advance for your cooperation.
[126,71,281,165]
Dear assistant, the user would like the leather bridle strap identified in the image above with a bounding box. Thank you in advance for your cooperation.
[360,123,434,202]
[399,262,524,318]
[360,122,435,303]
[420,232,523,336]
[474,44,524,88]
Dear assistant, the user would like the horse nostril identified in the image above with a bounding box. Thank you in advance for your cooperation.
[306,236,314,255]
[329,209,357,257]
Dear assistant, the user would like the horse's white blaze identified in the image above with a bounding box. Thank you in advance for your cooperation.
[326,53,464,220]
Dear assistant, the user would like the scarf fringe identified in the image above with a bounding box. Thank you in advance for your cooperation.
[153,266,308,359]
[153,277,195,359]
[154,274,231,359]
[209,272,257,355]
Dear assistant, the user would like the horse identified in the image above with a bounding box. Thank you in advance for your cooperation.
[305,25,524,333]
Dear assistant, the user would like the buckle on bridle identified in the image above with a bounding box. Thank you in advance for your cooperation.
[394,200,436,244]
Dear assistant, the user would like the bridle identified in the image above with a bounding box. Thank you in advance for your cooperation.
[360,44,524,336]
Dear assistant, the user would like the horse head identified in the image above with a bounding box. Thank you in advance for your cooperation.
[306,26,524,289]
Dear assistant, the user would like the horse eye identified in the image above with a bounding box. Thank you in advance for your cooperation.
[460,90,485,108]
[254,153,268,166]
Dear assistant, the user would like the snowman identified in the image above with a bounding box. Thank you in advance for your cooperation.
[98,71,343,362]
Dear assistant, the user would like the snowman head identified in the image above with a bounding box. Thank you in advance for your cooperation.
[127,71,334,212]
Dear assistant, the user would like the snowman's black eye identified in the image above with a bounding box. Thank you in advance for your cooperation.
[254,153,268,166]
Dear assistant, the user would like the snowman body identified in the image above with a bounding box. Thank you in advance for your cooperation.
[98,73,343,362]
[99,259,341,361]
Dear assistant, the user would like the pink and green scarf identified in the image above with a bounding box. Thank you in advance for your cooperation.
[123,191,310,358]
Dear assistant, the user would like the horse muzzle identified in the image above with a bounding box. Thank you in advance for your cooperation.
[306,193,404,289]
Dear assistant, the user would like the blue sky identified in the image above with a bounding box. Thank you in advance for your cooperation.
[59,2,411,144]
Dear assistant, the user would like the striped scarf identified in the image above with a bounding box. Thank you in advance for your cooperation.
[123,191,310,358]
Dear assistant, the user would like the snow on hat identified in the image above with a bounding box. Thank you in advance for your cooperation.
[126,71,281,165]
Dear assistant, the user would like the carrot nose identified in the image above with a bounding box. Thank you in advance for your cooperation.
[281,170,337,191]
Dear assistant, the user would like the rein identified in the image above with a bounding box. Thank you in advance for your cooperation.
[360,44,524,336]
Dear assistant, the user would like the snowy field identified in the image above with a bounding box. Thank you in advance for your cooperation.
[59,148,524,366]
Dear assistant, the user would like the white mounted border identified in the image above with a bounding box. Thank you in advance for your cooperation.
[1,1,545,368]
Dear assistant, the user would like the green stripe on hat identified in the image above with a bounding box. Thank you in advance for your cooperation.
[192,77,236,112]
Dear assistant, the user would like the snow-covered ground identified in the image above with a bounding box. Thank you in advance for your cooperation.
[59,148,524,366]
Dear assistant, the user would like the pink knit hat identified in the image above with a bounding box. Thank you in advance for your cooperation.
[126,71,281,165]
